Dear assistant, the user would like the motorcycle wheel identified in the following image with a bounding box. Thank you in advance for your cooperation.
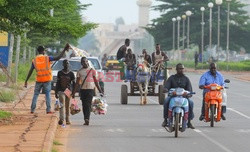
[174,113,180,138]
[210,104,215,127]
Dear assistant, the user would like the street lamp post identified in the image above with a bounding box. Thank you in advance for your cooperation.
[186,11,192,50]
[200,7,205,65]
[177,16,181,60]
[182,15,186,49]
[226,0,231,70]
[172,17,176,59]
[208,2,214,58]
[216,0,223,56]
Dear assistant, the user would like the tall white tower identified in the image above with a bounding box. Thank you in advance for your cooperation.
[137,0,152,27]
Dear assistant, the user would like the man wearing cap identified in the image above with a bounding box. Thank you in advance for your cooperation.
[161,63,195,129]
[24,44,70,114]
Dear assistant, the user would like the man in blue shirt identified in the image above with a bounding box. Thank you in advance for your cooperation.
[199,62,226,121]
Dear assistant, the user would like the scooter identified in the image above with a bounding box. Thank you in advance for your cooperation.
[165,88,195,137]
[203,79,230,127]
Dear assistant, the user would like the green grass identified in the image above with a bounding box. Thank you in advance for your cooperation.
[0,110,12,119]
[51,140,63,152]
[17,62,36,82]
[0,62,36,83]
[0,90,16,102]
[53,140,63,146]
[51,148,58,152]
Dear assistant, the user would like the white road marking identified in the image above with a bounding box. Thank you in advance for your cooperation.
[105,129,125,133]
[194,129,234,152]
[151,129,165,133]
[231,92,250,99]
[236,129,250,133]
[228,108,250,119]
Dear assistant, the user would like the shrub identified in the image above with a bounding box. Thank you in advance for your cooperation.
[0,110,12,119]
[0,90,16,102]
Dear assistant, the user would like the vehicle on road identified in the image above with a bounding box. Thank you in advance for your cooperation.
[51,57,104,93]
[120,56,170,105]
[164,88,195,137]
[202,79,230,127]
[105,55,120,71]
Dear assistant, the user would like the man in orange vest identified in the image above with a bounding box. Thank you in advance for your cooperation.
[24,44,69,114]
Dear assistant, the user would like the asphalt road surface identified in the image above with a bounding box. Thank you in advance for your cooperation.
[67,71,250,152]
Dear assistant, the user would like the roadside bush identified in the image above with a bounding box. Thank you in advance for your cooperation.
[0,110,12,119]
[0,90,16,102]
[168,60,250,71]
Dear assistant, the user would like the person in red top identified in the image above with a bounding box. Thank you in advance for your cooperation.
[24,44,69,114]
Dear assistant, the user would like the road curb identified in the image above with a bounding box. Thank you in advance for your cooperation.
[42,115,58,152]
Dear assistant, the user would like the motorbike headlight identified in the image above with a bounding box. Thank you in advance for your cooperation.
[211,86,217,90]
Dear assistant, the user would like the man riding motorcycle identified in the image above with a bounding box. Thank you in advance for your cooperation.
[162,63,195,129]
[199,62,226,121]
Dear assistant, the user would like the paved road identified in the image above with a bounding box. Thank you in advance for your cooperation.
[67,71,250,152]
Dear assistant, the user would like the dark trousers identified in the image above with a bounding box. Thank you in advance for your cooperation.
[80,89,94,120]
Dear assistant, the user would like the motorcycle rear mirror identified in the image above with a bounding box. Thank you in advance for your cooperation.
[224,79,230,83]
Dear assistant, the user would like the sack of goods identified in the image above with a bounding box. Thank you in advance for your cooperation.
[91,97,108,115]
[70,99,81,115]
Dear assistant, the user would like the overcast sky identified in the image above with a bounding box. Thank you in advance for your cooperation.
[80,0,162,24]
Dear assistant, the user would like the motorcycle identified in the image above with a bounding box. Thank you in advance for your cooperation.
[203,79,230,127]
[165,88,195,137]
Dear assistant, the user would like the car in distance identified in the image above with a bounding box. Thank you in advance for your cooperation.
[105,55,121,71]
[51,57,104,93]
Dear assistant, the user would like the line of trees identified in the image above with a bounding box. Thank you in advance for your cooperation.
[147,0,250,53]
[0,0,96,85]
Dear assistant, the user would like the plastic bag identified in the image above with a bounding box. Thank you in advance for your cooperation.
[70,99,81,115]
[64,88,72,98]
[54,99,61,111]
[91,97,108,115]
[222,89,227,106]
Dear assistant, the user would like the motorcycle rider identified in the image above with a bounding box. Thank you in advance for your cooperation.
[162,63,195,129]
[199,62,226,121]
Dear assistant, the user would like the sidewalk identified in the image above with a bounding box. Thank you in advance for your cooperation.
[0,86,58,152]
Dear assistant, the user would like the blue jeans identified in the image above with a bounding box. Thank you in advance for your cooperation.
[125,68,136,81]
[163,96,194,120]
[31,81,51,112]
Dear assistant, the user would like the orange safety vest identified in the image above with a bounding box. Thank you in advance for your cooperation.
[32,55,52,82]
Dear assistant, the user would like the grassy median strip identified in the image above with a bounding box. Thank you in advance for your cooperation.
[0,110,12,119]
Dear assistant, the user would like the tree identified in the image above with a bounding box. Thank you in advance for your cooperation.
[0,0,96,84]
[147,0,250,53]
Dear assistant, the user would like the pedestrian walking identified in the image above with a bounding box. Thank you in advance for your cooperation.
[194,51,199,70]
[55,59,75,125]
[72,57,104,126]
[24,44,69,114]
